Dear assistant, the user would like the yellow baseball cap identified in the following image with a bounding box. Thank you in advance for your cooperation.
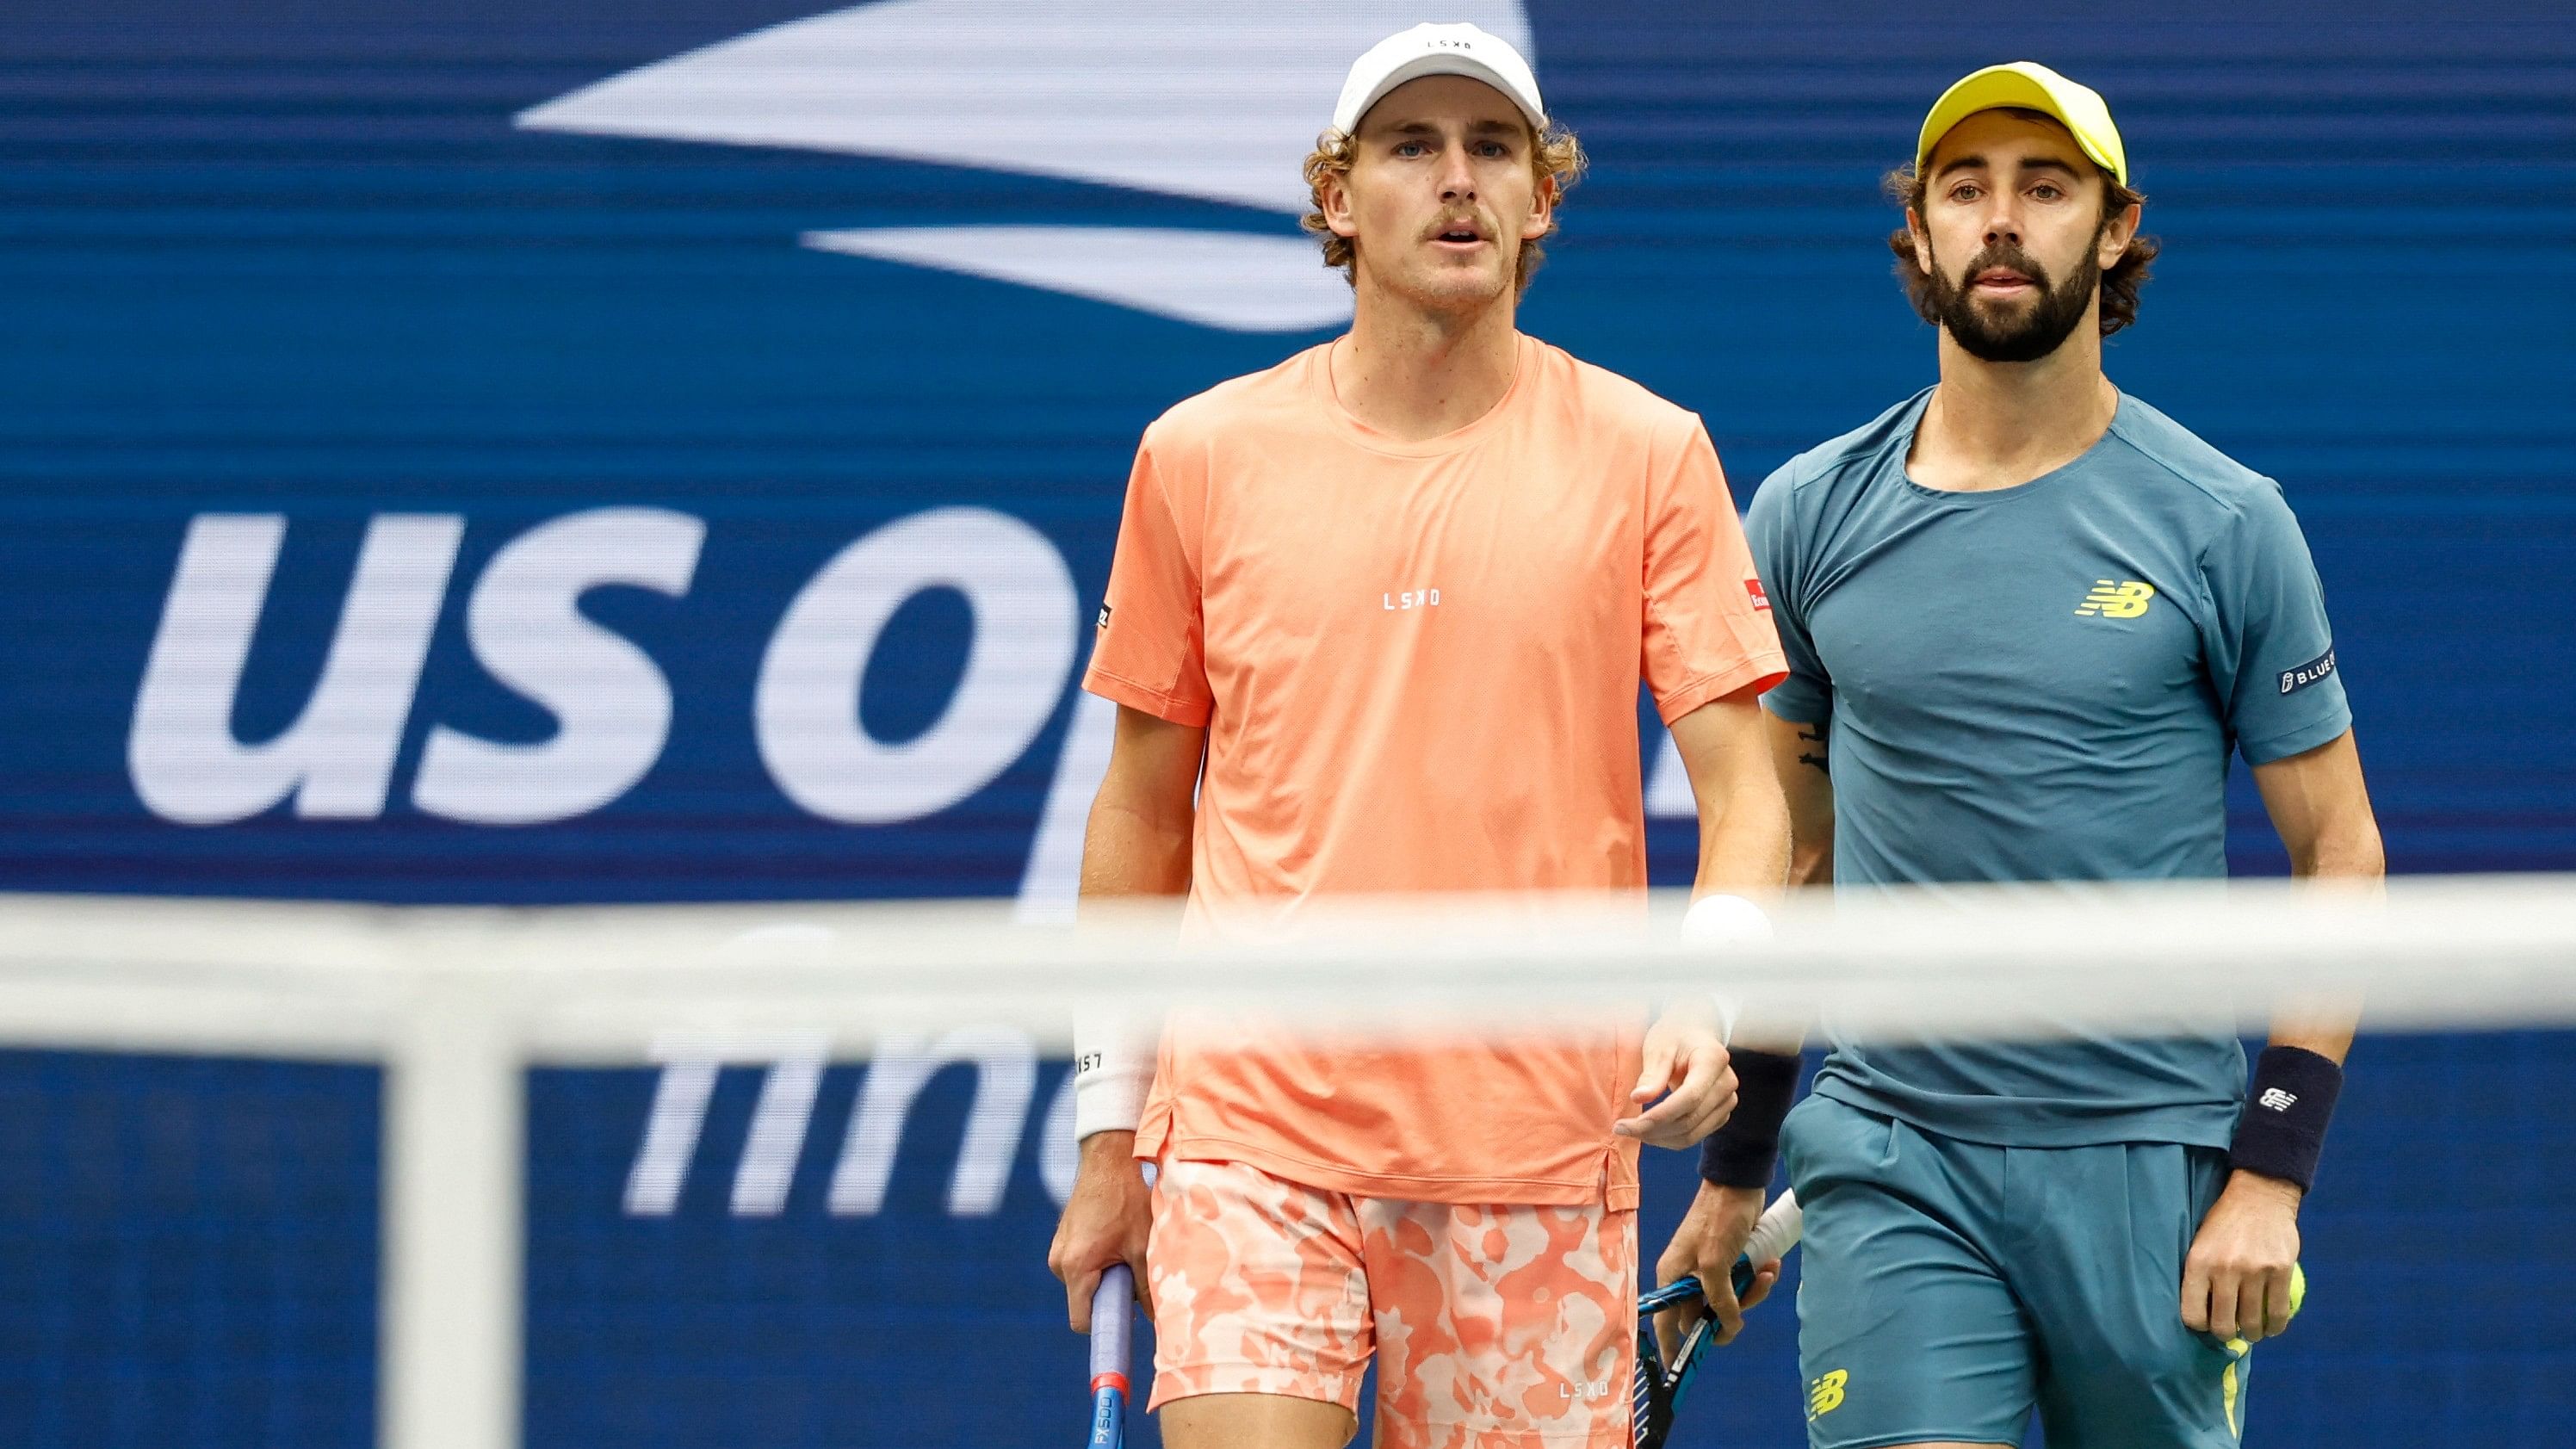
[1916,61,2127,187]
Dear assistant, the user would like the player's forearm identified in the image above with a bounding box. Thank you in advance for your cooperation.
[2263,976,2360,1067]
[1070,790,1191,1146]
[2245,730,2380,1065]
[1669,696,1792,899]
[2287,818,2384,888]
[1681,709,1803,1055]
[1078,1129,1139,1167]
[2274,739,2384,893]
[1683,761,1802,1051]
[1691,773,1791,899]
[2267,799,2379,1064]
[2225,732,2374,1201]
[1077,796,1194,901]
[2259,1017,2355,1071]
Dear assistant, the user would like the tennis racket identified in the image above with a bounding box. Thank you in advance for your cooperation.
[1632,1189,1804,1449]
[1086,1264,1135,1449]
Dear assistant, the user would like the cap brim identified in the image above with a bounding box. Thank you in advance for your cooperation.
[1337,55,1546,135]
[1917,70,2122,184]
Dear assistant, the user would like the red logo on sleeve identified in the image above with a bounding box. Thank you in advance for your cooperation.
[1745,579,1772,612]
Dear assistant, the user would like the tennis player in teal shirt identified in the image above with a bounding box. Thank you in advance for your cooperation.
[1654,64,2388,1449]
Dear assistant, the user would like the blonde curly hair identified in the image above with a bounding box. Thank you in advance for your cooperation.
[1299,121,1588,295]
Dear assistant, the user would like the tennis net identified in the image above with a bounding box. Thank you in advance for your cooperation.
[3,878,2573,1448]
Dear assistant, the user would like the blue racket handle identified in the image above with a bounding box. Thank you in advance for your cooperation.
[1087,1264,1135,1449]
[1636,1254,1757,1318]
[1087,1381,1125,1449]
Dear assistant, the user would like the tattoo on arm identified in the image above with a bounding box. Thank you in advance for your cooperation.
[1795,723,1828,776]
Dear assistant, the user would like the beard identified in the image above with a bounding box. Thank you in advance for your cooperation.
[1926,238,2100,363]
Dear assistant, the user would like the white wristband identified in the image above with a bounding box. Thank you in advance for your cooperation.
[1682,892,1773,944]
[1683,894,1771,1045]
[1072,1007,1158,1139]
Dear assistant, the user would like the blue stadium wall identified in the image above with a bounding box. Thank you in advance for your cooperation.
[1,1,2571,1445]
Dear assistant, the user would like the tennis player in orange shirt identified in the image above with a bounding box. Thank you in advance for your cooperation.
[1044,25,1791,1449]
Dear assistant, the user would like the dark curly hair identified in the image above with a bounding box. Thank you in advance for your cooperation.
[1884,113,2160,337]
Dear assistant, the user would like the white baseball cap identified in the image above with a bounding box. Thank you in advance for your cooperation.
[1331,23,1546,136]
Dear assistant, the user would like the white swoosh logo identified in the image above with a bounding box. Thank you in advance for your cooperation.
[804,226,1353,331]
[516,0,1532,331]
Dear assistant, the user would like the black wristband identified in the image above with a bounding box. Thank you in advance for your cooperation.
[1699,1049,1800,1189]
[2228,1045,2344,1192]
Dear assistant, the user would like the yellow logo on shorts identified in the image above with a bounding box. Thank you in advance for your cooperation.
[1808,1368,1848,1419]
[2076,579,2157,618]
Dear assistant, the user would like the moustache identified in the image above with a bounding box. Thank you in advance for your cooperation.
[1425,212,1495,240]
[1961,243,2053,294]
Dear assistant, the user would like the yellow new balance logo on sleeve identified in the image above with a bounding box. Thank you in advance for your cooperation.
[2076,579,2157,618]
[1808,1368,1848,1419]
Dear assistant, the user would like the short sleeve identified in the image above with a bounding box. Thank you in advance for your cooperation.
[1081,438,1214,727]
[1640,419,1788,724]
[1743,461,1833,725]
[2200,483,2350,764]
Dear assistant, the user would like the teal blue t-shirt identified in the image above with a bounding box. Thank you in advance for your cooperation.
[1747,388,2353,1148]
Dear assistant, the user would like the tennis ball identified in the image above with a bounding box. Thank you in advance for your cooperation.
[2288,1262,2307,1319]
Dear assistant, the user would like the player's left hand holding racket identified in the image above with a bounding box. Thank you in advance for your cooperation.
[1087,1264,1135,1449]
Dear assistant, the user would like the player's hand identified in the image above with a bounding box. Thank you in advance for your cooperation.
[1048,1130,1153,1333]
[1615,999,1737,1148]
[2181,1168,2302,1343]
[1653,1181,1780,1361]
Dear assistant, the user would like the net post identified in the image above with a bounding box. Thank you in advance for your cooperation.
[381,969,524,1449]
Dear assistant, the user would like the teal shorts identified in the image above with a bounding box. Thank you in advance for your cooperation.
[1782,1093,2253,1449]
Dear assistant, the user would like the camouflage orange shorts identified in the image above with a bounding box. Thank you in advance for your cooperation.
[1145,1157,1638,1448]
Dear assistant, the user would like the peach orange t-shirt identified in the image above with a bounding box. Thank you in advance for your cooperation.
[1082,333,1785,1210]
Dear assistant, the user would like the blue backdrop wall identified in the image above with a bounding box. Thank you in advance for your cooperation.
[1,2,2570,1446]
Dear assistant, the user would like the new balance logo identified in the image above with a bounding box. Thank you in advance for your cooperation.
[2075,579,2157,618]
[2258,1087,2299,1112]
[1808,1369,1848,1419]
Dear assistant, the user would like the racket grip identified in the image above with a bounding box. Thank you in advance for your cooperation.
[1090,1264,1135,1391]
[1743,1189,1803,1266]
[1725,1190,1805,1296]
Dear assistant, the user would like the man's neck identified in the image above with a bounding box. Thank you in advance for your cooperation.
[1909,325,2119,493]
[1328,278,1522,444]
